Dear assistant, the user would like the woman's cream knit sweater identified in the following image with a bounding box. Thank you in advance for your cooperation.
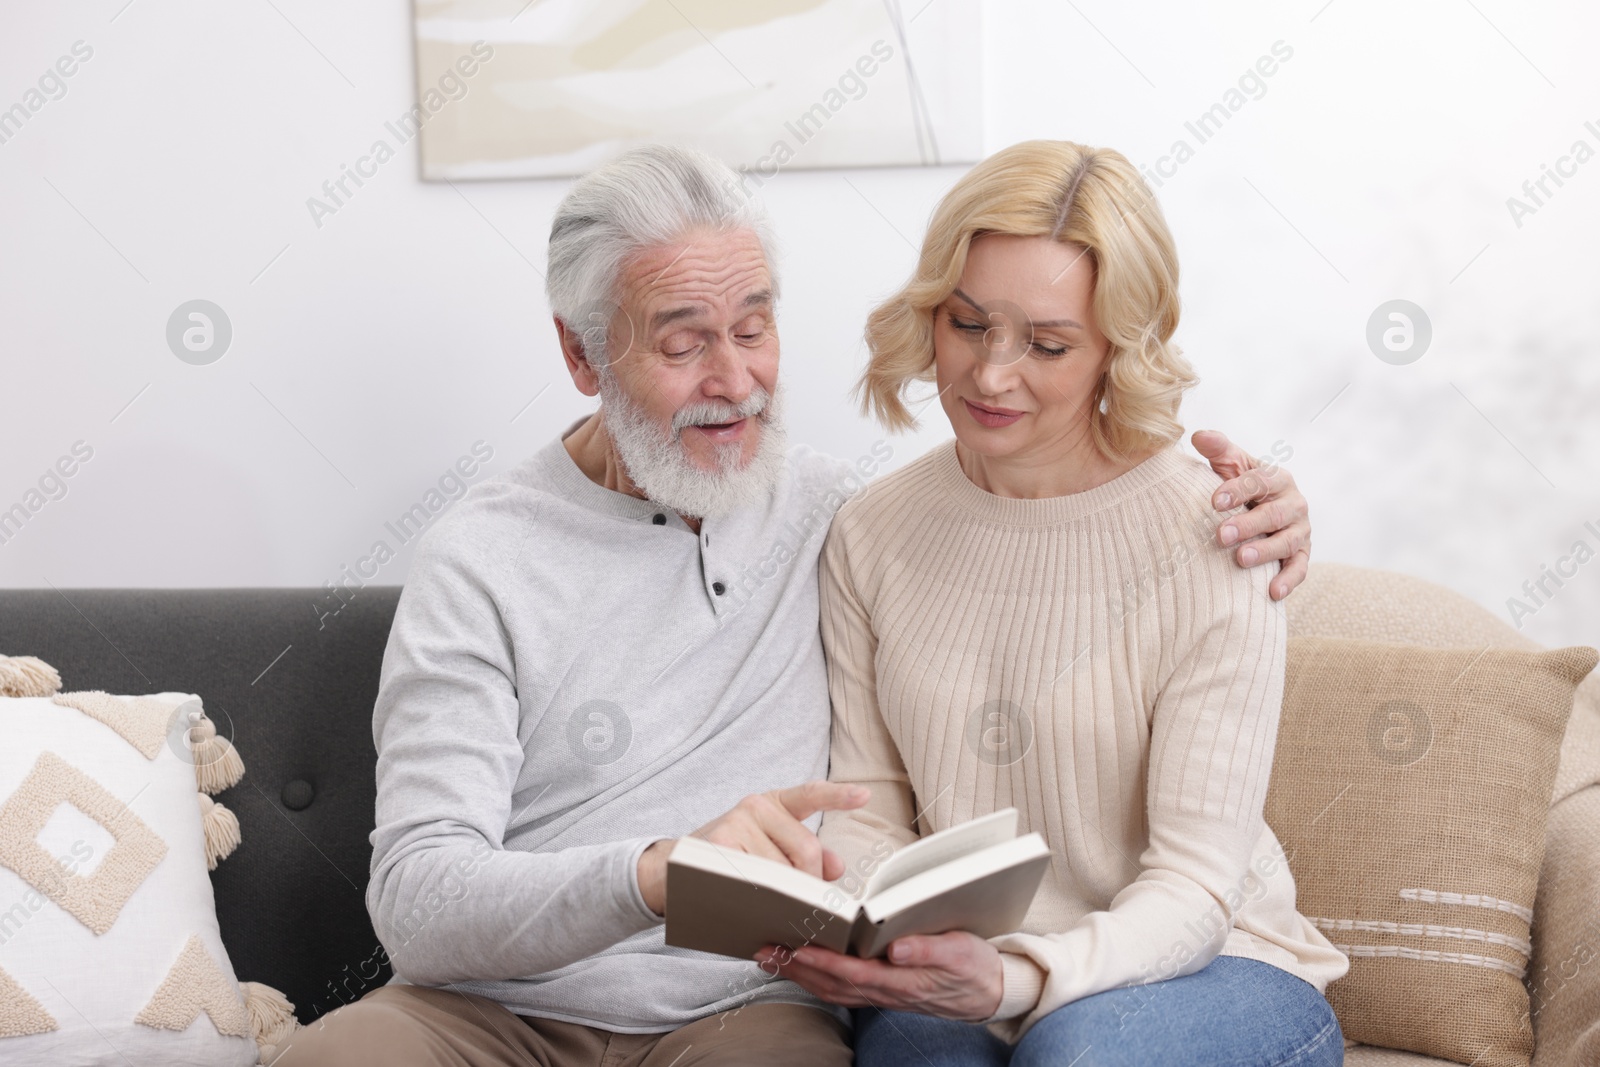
[817,440,1348,1040]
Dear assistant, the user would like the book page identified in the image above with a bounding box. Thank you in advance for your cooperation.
[852,834,1051,958]
[862,808,1019,899]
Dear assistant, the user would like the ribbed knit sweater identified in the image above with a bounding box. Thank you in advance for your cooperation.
[817,440,1349,1040]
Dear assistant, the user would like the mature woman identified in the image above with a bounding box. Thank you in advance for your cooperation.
[760,140,1349,1065]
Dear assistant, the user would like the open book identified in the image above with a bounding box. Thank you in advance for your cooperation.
[664,808,1050,960]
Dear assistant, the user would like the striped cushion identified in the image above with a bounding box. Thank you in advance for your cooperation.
[1265,639,1596,1067]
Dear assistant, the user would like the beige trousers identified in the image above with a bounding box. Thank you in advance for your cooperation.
[268,984,852,1067]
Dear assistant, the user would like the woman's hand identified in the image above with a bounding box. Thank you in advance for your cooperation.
[755,932,1004,1022]
[1190,429,1311,601]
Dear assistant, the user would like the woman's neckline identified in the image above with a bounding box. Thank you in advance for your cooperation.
[932,439,1184,527]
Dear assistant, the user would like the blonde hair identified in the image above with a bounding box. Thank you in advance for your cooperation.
[858,139,1196,459]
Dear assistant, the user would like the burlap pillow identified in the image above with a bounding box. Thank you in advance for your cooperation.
[1265,638,1598,1067]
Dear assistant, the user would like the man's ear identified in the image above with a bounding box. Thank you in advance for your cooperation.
[554,315,601,398]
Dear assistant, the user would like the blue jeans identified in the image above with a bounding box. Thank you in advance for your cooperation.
[853,955,1342,1067]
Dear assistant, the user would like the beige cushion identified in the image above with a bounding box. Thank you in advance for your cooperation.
[1288,564,1600,1067]
[1265,636,1596,1066]
[1286,564,1600,805]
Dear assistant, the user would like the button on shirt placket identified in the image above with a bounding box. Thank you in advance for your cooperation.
[702,526,727,610]
[650,512,726,611]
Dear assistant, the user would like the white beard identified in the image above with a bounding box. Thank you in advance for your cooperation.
[595,372,788,520]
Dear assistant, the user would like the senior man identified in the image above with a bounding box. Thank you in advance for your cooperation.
[274,144,1312,1067]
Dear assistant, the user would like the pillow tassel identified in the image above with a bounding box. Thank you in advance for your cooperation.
[239,980,299,1065]
[0,654,62,698]
[187,711,246,794]
[197,793,241,870]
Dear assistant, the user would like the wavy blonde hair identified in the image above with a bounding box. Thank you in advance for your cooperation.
[858,139,1196,459]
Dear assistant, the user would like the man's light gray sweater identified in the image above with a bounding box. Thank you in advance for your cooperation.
[367,418,890,1032]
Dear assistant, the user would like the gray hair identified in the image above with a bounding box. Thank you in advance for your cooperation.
[545,144,780,367]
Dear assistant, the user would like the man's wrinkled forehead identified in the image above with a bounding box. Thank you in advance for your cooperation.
[623,229,774,325]
[650,289,773,332]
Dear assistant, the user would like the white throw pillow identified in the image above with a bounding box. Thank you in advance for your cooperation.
[0,691,263,1067]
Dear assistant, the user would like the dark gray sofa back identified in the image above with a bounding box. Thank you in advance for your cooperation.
[0,587,402,1024]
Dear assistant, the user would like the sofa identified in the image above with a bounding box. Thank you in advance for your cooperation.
[0,584,403,1031]
[1,562,1596,1066]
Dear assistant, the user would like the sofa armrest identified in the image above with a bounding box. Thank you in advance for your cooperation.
[1553,677,1600,804]
[1528,783,1600,1067]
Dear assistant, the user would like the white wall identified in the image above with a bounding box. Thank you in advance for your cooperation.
[2,0,1596,651]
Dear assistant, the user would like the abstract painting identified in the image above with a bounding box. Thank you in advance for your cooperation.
[411,0,982,179]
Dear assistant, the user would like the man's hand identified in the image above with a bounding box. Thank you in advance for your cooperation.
[754,932,1004,1022]
[1190,430,1310,601]
[636,780,870,916]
